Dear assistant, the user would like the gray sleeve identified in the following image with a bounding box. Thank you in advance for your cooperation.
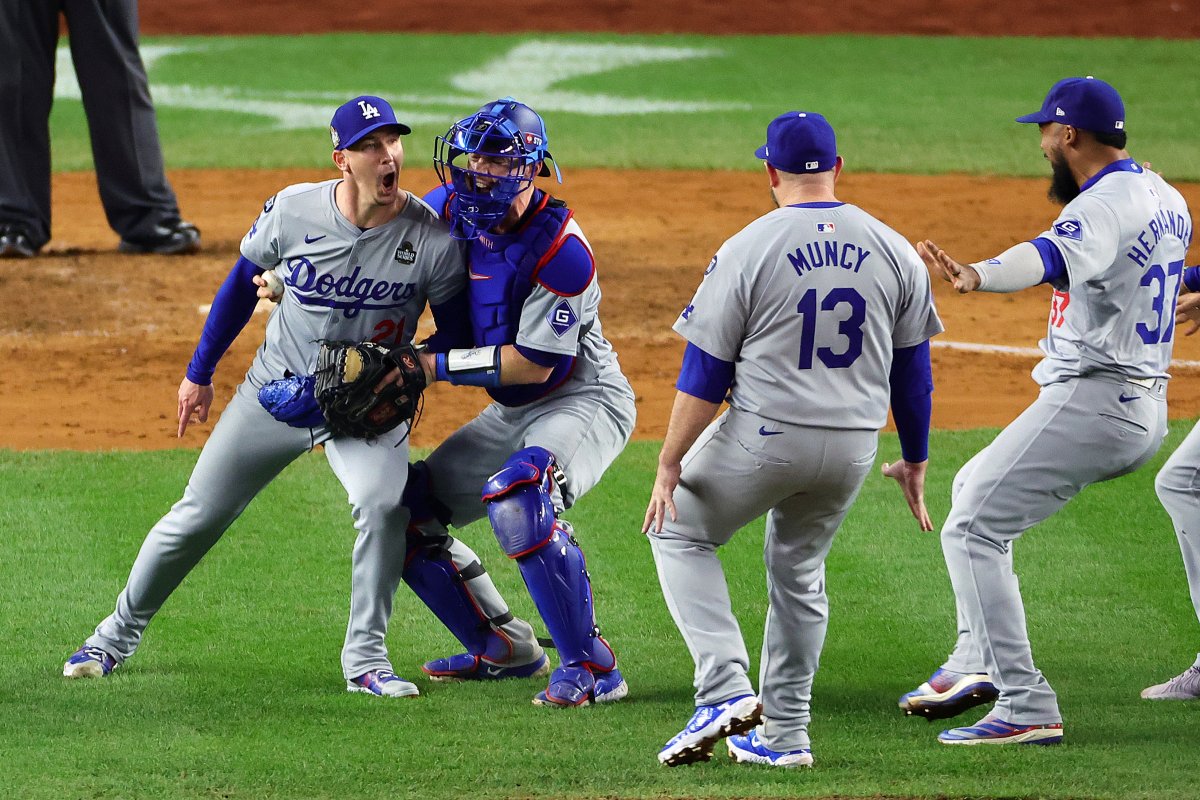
[239,195,283,267]
[426,238,467,306]
[670,245,750,361]
[892,246,944,348]
[1039,195,1121,286]
[515,283,595,356]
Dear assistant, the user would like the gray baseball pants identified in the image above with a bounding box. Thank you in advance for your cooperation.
[1153,418,1200,669]
[86,381,414,680]
[939,374,1167,723]
[649,407,878,752]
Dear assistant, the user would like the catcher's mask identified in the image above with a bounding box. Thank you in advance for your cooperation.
[434,97,562,240]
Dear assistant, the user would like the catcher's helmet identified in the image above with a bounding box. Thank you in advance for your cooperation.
[434,97,562,240]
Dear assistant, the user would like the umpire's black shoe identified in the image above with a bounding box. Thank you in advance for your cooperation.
[0,224,38,258]
[118,218,201,255]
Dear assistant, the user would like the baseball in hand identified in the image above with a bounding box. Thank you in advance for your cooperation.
[255,269,285,301]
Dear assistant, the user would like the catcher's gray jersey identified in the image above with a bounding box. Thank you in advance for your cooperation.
[1033,165,1191,385]
[240,180,466,387]
[674,203,943,428]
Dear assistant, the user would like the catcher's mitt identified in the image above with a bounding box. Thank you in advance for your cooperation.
[313,340,426,439]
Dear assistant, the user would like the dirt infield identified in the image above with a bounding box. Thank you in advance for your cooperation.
[2,167,1198,450]
[5,2,1198,451]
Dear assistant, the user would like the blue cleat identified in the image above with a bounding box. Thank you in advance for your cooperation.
[533,665,629,708]
[422,652,550,682]
[63,645,117,679]
[726,729,813,767]
[347,669,419,698]
[938,714,1063,745]
[898,668,998,720]
[658,693,762,766]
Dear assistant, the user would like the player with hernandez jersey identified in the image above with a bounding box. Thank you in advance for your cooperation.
[900,77,1192,744]
[645,111,944,768]
[1143,280,1200,701]
[384,97,636,707]
[63,96,472,698]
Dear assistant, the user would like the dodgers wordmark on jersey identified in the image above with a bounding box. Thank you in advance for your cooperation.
[240,180,466,386]
[1034,161,1191,385]
[675,202,943,429]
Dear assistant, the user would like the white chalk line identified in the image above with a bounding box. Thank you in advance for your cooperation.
[933,339,1200,370]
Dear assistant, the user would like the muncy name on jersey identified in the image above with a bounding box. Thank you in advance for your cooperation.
[283,256,418,318]
[787,240,872,276]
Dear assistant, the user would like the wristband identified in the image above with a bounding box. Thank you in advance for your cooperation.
[436,346,502,388]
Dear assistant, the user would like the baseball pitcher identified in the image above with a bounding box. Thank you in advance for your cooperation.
[63,96,475,698]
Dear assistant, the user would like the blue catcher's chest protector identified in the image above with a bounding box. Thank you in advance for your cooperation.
[466,193,571,349]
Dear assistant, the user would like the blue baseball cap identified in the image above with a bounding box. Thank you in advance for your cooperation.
[754,111,838,174]
[329,95,411,150]
[1015,76,1125,134]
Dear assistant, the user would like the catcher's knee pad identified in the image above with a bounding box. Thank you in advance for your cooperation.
[402,533,519,663]
[482,446,561,557]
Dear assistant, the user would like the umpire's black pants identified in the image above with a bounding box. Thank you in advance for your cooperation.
[0,0,181,249]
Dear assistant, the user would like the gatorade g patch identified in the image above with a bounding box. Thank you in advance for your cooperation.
[1053,219,1083,240]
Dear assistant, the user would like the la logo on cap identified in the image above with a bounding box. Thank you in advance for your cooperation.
[358,100,380,120]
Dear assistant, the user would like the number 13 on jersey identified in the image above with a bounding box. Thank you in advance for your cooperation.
[796,287,866,369]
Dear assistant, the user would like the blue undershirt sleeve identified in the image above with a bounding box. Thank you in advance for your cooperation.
[1030,237,1068,286]
[1183,266,1200,293]
[422,290,473,352]
[185,256,264,385]
[889,340,933,463]
[675,342,735,403]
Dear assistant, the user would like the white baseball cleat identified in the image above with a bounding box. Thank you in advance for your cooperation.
[63,645,118,678]
[1141,665,1200,700]
[346,669,419,698]
[658,693,762,766]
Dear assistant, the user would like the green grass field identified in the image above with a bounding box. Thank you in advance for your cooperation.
[3,428,1197,799]
[48,33,1200,175]
[16,31,1200,799]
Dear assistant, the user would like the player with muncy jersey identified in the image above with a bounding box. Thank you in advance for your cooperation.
[383,97,636,707]
[645,111,943,767]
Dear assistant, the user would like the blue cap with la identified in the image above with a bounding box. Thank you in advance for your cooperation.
[330,95,411,150]
[1015,76,1125,134]
[755,111,838,174]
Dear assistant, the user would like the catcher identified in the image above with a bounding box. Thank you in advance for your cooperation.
[61,95,493,699]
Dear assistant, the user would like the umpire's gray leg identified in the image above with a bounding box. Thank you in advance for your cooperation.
[88,385,313,661]
[62,0,182,240]
[324,428,414,680]
[941,377,1165,724]
[0,0,58,248]
[1154,419,1200,668]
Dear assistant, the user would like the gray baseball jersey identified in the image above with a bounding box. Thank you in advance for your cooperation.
[1032,166,1191,385]
[674,203,943,429]
[935,160,1191,725]
[651,200,942,752]
[241,180,465,384]
[84,183,466,682]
